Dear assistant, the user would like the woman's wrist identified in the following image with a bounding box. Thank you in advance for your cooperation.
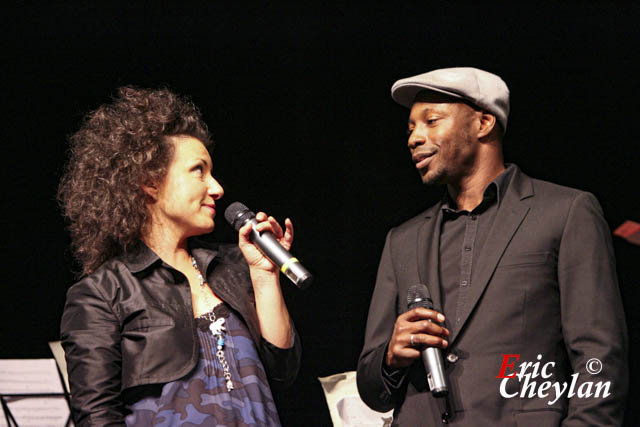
[248,266,280,289]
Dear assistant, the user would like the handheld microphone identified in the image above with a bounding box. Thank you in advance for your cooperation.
[407,284,449,397]
[224,202,313,289]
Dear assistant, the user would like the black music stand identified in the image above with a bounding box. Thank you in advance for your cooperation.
[0,357,73,427]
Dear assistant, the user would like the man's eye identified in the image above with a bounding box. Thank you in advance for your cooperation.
[427,118,438,125]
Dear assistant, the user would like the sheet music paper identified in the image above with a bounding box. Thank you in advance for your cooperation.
[48,341,70,393]
[0,359,72,426]
[318,371,393,427]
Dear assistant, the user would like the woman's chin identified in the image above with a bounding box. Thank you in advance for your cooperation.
[186,221,215,238]
[200,223,215,235]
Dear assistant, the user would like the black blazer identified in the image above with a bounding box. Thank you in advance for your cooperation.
[61,241,301,426]
[357,166,627,426]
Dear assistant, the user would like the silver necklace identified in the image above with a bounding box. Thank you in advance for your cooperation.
[191,256,234,392]
[191,256,216,309]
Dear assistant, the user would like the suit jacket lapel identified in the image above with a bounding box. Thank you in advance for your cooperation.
[417,202,444,312]
[448,168,534,345]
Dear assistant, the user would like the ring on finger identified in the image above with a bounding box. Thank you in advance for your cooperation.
[410,334,415,347]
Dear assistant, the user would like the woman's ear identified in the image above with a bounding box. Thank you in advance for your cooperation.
[477,113,497,139]
[142,183,159,202]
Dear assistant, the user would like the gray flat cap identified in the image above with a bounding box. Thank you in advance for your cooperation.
[391,67,510,133]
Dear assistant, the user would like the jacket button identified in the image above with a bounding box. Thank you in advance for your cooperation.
[446,353,459,363]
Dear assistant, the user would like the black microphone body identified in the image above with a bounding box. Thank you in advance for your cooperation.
[224,202,313,289]
[407,284,449,397]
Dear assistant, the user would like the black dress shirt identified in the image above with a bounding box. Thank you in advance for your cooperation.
[439,165,515,335]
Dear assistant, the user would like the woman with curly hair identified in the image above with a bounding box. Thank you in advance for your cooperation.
[59,86,301,426]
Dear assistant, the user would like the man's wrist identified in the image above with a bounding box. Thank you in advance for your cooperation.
[382,349,409,389]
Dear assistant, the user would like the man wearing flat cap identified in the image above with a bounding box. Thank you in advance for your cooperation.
[357,67,628,426]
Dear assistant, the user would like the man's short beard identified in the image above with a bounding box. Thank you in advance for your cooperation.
[421,166,446,186]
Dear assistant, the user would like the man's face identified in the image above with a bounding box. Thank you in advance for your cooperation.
[407,92,481,186]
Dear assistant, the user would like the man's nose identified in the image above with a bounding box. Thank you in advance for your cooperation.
[408,126,426,149]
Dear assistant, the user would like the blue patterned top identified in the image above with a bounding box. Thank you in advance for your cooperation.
[125,303,281,426]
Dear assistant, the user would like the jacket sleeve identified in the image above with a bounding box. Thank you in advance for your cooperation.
[357,229,405,412]
[259,323,302,389]
[558,192,628,426]
[60,276,125,427]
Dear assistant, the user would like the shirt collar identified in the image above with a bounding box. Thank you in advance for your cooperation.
[122,242,161,273]
[121,238,220,274]
[494,163,516,206]
[441,163,516,213]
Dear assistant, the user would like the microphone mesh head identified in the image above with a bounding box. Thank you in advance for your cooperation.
[224,202,254,231]
[407,284,433,310]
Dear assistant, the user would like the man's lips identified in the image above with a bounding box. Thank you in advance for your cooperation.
[412,151,436,170]
[202,204,216,215]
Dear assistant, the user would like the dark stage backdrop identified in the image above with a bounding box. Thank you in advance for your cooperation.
[4,3,639,425]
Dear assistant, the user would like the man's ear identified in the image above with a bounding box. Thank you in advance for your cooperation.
[477,113,497,139]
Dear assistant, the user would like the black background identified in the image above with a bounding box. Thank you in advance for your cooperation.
[4,2,639,425]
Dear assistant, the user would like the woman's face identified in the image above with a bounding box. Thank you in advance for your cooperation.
[150,136,224,240]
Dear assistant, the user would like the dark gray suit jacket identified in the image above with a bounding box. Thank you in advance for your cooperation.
[357,166,627,426]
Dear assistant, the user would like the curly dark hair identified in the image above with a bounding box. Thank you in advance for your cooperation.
[58,86,212,276]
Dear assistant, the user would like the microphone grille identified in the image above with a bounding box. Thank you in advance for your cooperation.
[224,202,254,230]
[407,284,433,310]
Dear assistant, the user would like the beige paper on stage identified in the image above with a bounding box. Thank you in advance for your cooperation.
[318,371,393,427]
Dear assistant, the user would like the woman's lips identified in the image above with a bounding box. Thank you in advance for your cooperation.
[203,204,216,215]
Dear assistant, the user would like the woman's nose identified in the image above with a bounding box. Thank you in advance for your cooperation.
[208,176,224,200]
